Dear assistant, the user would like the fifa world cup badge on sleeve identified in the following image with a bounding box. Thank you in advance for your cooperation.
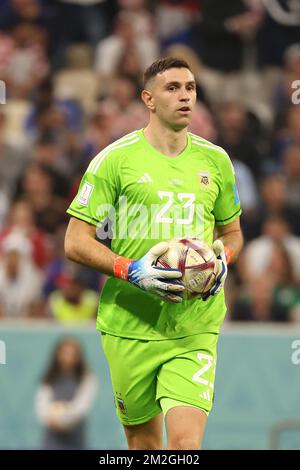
[77,182,94,206]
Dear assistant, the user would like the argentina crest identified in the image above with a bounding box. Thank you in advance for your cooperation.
[198,171,211,190]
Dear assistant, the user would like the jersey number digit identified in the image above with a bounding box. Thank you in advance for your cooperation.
[155,191,195,225]
[192,353,214,389]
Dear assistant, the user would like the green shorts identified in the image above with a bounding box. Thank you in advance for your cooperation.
[100,332,218,426]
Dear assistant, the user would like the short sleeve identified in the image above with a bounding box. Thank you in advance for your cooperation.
[67,151,119,227]
[213,152,242,225]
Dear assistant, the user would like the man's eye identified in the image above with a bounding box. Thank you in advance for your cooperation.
[168,86,177,91]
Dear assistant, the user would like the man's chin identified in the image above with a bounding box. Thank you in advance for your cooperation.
[172,119,191,131]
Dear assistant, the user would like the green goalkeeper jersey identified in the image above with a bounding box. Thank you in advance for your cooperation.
[67,129,241,340]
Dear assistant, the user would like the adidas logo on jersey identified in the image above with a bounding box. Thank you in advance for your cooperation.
[199,390,211,401]
[137,173,153,183]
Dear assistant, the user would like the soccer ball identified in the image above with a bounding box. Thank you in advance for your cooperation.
[156,238,217,298]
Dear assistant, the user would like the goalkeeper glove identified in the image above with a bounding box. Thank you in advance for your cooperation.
[202,240,232,301]
[113,242,185,303]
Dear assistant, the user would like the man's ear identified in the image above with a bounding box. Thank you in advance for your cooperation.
[141,89,155,111]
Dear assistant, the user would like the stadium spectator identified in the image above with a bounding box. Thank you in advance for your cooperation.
[108,76,149,138]
[35,337,97,449]
[0,111,30,200]
[238,215,300,285]
[232,159,258,215]
[0,199,51,268]
[273,105,300,163]
[2,21,49,99]
[16,163,67,233]
[282,144,300,211]
[48,265,98,324]
[156,0,198,49]
[216,101,263,178]
[257,0,300,68]
[273,43,300,118]
[192,0,263,104]
[0,231,44,318]
[94,10,159,80]
[231,274,289,322]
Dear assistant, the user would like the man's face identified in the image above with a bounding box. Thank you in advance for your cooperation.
[144,68,197,130]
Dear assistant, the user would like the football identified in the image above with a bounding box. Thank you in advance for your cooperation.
[156,238,217,298]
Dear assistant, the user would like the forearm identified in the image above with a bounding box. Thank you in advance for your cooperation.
[218,230,243,264]
[65,220,118,276]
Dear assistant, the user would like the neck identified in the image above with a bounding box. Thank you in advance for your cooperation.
[144,120,188,157]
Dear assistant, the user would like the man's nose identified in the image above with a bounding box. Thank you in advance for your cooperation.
[179,90,190,101]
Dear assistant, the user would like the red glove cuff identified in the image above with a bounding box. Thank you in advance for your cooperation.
[224,246,234,265]
[113,256,134,280]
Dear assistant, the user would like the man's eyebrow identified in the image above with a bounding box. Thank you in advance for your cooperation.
[165,80,196,87]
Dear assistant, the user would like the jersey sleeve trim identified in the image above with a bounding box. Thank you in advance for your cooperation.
[215,208,242,225]
[66,208,99,226]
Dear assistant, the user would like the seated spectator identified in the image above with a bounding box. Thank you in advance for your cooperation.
[282,144,300,211]
[239,215,300,284]
[156,0,197,49]
[232,159,258,215]
[43,226,103,298]
[273,105,300,163]
[273,43,300,119]
[241,172,300,240]
[108,76,148,138]
[94,10,158,81]
[35,337,97,450]
[188,102,216,142]
[0,199,51,269]
[0,185,9,230]
[48,267,98,324]
[55,0,109,50]
[232,240,300,322]
[16,163,68,233]
[25,77,84,138]
[231,275,289,322]
[33,134,77,181]
[116,45,145,92]
[82,101,118,163]
[192,0,263,104]
[216,101,263,178]
[0,111,30,200]
[2,21,49,100]
[0,231,44,318]
[118,0,155,38]
[258,0,300,69]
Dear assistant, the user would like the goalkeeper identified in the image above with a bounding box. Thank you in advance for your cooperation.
[65,57,243,450]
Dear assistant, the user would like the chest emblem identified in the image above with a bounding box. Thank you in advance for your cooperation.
[198,172,211,190]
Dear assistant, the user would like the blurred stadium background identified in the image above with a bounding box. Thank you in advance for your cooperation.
[0,0,300,450]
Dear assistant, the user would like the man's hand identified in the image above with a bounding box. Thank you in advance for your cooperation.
[114,242,185,303]
[202,240,228,301]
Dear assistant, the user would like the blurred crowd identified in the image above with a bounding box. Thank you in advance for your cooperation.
[0,0,300,323]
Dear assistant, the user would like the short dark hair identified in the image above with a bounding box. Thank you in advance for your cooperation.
[143,57,191,88]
